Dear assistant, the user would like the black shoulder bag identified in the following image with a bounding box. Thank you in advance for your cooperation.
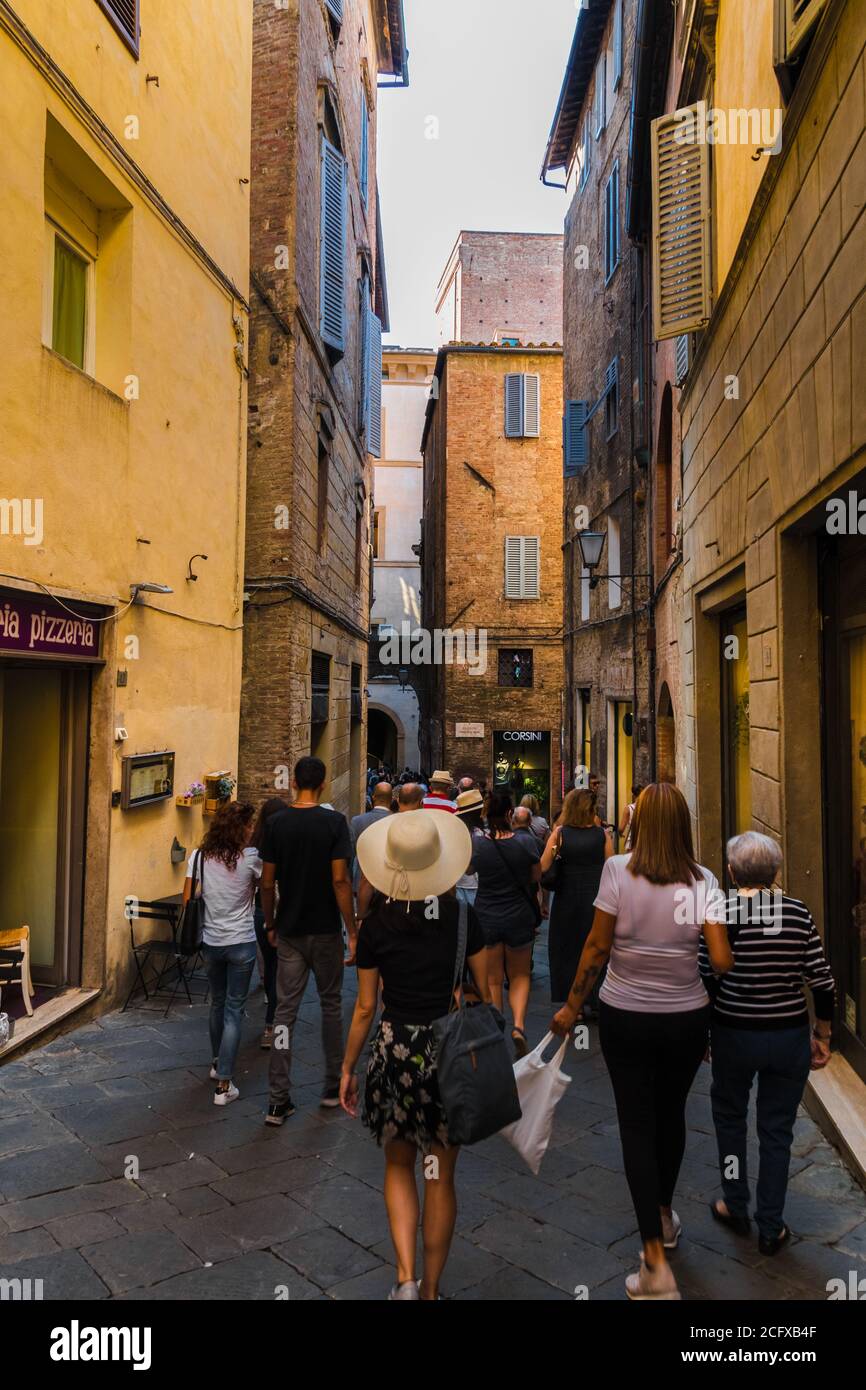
[490,835,543,927]
[432,900,522,1145]
[178,850,206,956]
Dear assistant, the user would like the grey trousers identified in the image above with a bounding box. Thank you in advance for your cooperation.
[268,933,344,1103]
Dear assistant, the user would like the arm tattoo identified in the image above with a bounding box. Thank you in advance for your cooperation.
[568,962,600,1010]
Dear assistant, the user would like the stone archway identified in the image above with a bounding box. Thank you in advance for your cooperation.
[367,702,406,771]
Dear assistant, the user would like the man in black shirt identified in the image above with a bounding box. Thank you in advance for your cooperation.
[261,757,354,1125]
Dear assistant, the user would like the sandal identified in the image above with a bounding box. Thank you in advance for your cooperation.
[709,1200,751,1236]
[512,1026,529,1059]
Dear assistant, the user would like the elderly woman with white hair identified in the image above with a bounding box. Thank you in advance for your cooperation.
[699,831,834,1257]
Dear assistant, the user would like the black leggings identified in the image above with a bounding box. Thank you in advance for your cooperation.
[599,1001,710,1242]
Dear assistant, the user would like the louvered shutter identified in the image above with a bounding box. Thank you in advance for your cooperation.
[504,373,524,437]
[613,0,624,88]
[320,138,347,352]
[522,537,540,598]
[325,0,344,23]
[651,106,712,340]
[505,537,523,596]
[675,333,691,384]
[366,306,382,458]
[523,374,541,438]
[605,359,618,394]
[564,401,589,475]
[360,89,369,208]
[594,53,606,136]
[97,0,139,53]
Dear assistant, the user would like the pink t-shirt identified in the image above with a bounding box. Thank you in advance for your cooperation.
[594,853,719,1013]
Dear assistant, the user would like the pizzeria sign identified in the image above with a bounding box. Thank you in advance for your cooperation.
[0,588,105,661]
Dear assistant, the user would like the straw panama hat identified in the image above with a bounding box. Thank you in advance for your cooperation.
[455,788,484,816]
[356,809,472,902]
[430,769,452,786]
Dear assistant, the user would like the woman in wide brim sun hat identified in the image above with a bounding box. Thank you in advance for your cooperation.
[340,810,490,1302]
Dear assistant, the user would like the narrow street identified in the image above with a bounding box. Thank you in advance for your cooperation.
[2,934,863,1302]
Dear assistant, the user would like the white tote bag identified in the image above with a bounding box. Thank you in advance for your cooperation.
[499,1032,572,1174]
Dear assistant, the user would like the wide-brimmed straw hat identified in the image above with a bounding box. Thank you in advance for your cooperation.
[455,788,484,816]
[356,809,471,901]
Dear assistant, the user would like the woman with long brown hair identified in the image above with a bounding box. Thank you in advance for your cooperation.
[183,800,261,1106]
[550,783,733,1300]
[541,788,613,1013]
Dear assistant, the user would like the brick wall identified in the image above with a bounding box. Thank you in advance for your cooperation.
[436,231,564,345]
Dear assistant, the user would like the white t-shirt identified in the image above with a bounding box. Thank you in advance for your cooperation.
[186,847,262,947]
[594,853,719,1013]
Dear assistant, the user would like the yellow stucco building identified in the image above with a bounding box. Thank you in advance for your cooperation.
[0,0,252,1042]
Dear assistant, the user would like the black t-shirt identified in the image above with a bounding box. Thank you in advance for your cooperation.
[471,833,540,932]
[356,895,485,1024]
[262,806,352,937]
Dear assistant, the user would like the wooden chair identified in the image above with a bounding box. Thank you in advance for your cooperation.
[0,924,34,1016]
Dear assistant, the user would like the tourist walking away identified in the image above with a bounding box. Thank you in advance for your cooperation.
[511,806,537,843]
[250,797,289,1049]
[542,788,612,1014]
[454,787,486,905]
[356,783,424,919]
[423,770,457,812]
[260,757,354,1124]
[350,781,393,888]
[521,793,550,847]
[551,783,733,1300]
[472,792,541,1058]
[184,801,262,1106]
[700,831,834,1256]
[618,785,645,851]
[341,809,488,1301]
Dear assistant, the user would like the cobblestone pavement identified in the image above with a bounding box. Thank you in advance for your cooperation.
[1,936,864,1301]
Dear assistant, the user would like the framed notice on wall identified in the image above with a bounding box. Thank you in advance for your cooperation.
[120,752,175,809]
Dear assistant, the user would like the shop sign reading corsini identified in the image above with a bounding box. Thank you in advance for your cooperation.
[0,589,104,661]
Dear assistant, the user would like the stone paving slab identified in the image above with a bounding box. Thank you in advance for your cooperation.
[1,938,864,1301]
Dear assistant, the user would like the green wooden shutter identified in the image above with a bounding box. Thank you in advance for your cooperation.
[651,106,712,339]
[320,137,347,353]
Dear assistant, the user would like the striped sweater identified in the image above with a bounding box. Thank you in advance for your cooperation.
[698,891,834,1031]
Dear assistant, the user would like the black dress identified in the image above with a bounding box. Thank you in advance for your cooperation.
[548,826,607,1003]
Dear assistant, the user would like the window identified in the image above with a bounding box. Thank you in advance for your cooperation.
[564,400,589,474]
[498,649,534,688]
[594,52,607,137]
[504,373,541,439]
[580,565,591,622]
[95,1,139,58]
[774,0,828,84]
[311,653,331,726]
[608,516,621,609]
[497,335,520,347]
[351,663,362,723]
[504,536,540,599]
[675,333,692,385]
[604,161,620,281]
[325,0,344,29]
[604,358,619,438]
[320,136,347,355]
[578,116,592,192]
[612,0,624,89]
[360,84,369,209]
[372,507,383,559]
[650,105,712,339]
[44,225,93,373]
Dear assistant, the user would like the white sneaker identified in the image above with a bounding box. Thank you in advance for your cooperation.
[214,1082,239,1106]
[662,1210,682,1250]
[625,1254,681,1301]
[388,1280,419,1301]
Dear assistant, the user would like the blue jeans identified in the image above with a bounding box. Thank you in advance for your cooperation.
[710,1022,811,1240]
[202,940,257,1081]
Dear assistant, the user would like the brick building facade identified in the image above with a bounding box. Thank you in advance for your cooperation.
[239,0,408,814]
[419,232,564,813]
[435,230,564,347]
[543,0,652,835]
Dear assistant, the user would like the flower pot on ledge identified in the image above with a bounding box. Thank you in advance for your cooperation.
[176,794,204,808]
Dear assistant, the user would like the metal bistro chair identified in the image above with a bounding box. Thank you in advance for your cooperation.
[122,896,209,1017]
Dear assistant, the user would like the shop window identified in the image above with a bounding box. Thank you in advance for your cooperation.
[498,649,533,688]
[493,731,552,819]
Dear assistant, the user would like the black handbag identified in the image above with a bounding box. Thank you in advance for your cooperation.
[432,900,522,1146]
[540,830,563,892]
[178,850,206,955]
[490,835,543,927]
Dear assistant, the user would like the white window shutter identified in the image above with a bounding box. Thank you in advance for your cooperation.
[360,89,369,207]
[320,138,347,352]
[504,536,523,596]
[651,106,712,339]
[522,536,540,598]
[325,0,343,23]
[366,306,382,457]
[675,333,691,384]
[523,374,541,437]
[504,373,523,437]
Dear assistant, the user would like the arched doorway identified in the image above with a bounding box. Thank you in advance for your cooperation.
[367,707,400,770]
[657,682,676,784]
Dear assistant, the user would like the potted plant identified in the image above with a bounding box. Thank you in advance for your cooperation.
[204,771,236,814]
[176,781,205,808]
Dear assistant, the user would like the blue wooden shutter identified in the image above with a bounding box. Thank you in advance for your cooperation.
[504,373,523,437]
[613,0,623,89]
[366,306,382,458]
[564,400,589,474]
[360,88,369,208]
[320,137,346,353]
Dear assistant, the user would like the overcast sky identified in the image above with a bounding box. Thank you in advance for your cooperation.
[376,0,578,348]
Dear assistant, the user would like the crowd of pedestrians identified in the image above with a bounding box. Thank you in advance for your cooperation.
[184,762,835,1301]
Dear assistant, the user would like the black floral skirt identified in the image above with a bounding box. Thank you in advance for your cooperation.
[363,1018,450,1153]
